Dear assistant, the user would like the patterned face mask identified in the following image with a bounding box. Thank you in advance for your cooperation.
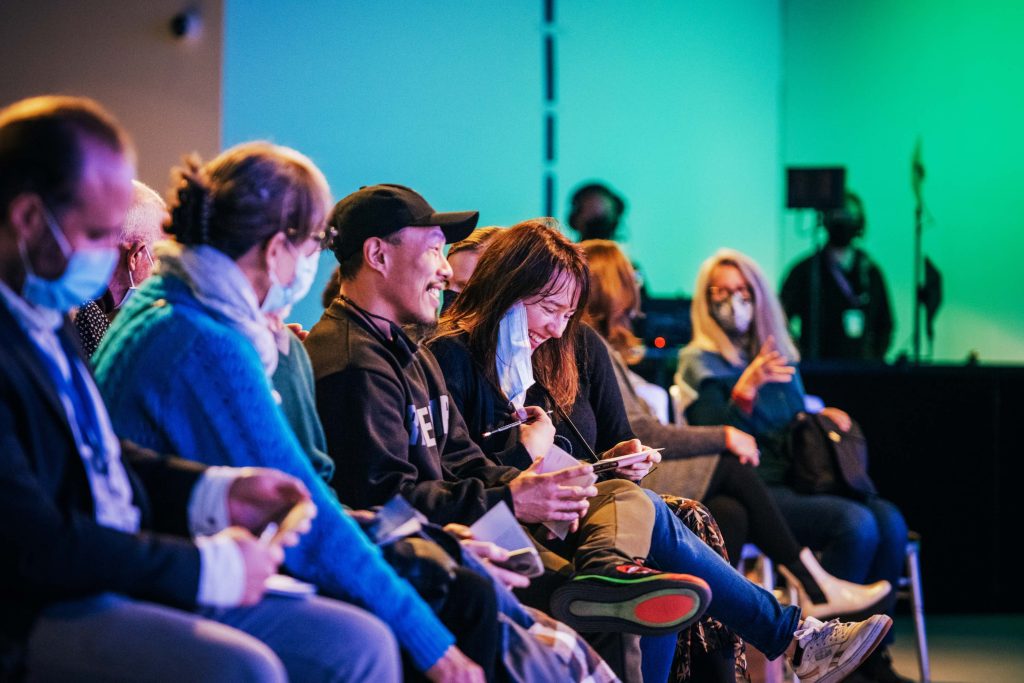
[712,292,754,336]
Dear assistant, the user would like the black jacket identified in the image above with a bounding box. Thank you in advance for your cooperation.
[1,299,203,660]
[428,325,636,464]
[304,298,518,525]
[780,248,894,361]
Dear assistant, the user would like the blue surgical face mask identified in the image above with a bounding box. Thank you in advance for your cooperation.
[21,207,118,312]
[495,300,535,412]
[261,238,320,314]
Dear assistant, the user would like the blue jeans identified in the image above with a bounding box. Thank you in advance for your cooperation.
[768,486,907,644]
[641,489,801,660]
[25,592,401,682]
[768,486,907,590]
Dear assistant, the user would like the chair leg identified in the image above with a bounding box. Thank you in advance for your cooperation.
[761,552,774,593]
[745,548,798,683]
[907,540,930,683]
[740,545,784,683]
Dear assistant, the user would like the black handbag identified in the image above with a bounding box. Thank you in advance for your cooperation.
[785,412,878,498]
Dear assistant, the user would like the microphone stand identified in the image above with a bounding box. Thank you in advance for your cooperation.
[912,140,926,365]
[912,200,923,365]
[808,210,826,361]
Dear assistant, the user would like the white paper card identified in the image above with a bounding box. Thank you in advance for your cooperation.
[536,444,597,540]
[470,500,534,551]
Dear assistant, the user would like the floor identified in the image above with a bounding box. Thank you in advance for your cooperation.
[888,613,1024,683]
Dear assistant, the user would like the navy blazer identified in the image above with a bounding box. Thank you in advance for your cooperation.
[1,297,205,656]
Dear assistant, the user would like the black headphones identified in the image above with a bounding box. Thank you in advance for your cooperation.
[568,182,625,232]
[823,191,866,238]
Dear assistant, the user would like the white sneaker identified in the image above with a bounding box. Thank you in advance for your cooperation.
[790,614,893,683]
[778,548,892,620]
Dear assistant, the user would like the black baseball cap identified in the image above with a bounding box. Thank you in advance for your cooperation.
[330,184,479,260]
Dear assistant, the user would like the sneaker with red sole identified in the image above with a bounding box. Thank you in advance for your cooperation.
[550,562,711,636]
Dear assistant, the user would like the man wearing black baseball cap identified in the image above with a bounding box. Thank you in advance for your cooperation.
[305,185,716,681]
[307,183,591,524]
[324,184,478,328]
[331,184,479,260]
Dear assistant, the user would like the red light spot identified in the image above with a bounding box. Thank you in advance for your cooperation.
[654,336,666,349]
[635,594,697,624]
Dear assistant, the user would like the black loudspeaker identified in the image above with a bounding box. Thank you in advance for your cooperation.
[636,296,692,350]
[786,167,846,211]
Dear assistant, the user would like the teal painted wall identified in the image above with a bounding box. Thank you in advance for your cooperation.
[558,0,782,300]
[224,1,1024,363]
[224,1,544,327]
[782,0,1024,362]
[224,1,782,329]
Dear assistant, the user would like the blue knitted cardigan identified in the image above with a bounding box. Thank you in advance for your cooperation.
[92,273,454,671]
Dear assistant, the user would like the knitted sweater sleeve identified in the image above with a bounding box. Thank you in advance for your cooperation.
[166,331,455,672]
[616,378,728,459]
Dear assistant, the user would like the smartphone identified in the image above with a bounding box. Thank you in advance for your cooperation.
[262,500,317,547]
[492,547,543,577]
[591,448,663,474]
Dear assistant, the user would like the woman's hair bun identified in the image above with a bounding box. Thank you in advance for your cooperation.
[167,157,213,245]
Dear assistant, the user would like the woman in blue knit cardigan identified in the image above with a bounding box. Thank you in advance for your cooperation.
[91,142,479,681]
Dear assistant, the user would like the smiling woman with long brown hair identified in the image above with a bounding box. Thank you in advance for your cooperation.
[429,220,894,683]
[436,218,588,415]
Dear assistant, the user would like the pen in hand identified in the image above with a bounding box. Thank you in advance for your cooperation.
[482,410,554,438]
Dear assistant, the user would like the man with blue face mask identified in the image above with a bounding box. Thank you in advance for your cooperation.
[0,96,403,682]
[72,179,168,356]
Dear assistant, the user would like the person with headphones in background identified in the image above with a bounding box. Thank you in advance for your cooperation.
[780,191,894,361]
[567,182,626,242]
[567,182,651,305]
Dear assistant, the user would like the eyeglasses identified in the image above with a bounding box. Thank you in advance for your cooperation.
[283,225,337,251]
[708,285,753,304]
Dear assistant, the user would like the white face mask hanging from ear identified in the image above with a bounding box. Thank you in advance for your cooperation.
[116,245,153,310]
[495,300,535,414]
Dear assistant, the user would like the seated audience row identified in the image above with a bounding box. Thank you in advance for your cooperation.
[2,94,895,683]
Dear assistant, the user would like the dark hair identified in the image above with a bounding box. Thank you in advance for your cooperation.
[167,142,330,259]
[447,226,502,259]
[336,231,402,281]
[322,265,342,308]
[824,191,865,231]
[0,95,133,216]
[567,182,625,234]
[435,218,590,410]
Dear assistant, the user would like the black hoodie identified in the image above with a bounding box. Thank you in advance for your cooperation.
[304,298,518,525]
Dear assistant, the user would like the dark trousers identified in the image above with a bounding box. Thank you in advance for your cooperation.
[405,567,500,682]
[703,455,803,567]
[517,478,656,682]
